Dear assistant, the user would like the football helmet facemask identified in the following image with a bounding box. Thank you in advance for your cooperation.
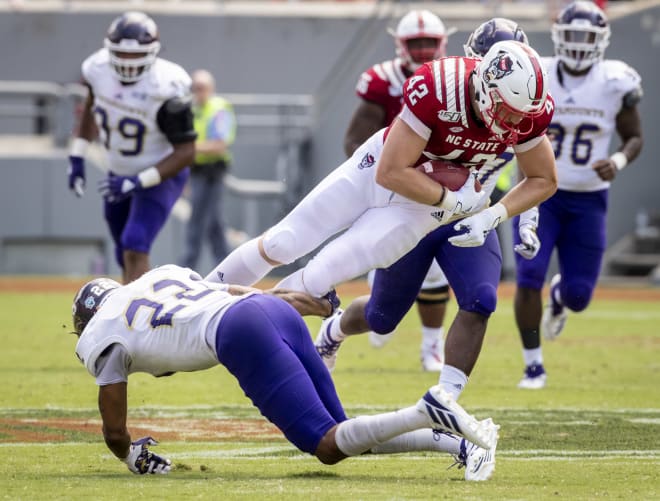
[389,10,453,72]
[104,11,161,83]
[464,17,529,58]
[72,278,121,335]
[474,41,548,146]
[552,0,610,72]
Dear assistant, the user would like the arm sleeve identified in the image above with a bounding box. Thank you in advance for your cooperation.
[156,96,198,144]
[94,343,131,386]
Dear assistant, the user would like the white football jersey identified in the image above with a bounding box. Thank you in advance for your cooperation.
[75,265,256,378]
[543,57,642,192]
[82,49,192,176]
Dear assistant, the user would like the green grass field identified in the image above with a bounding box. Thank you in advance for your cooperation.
[1,280,659,499]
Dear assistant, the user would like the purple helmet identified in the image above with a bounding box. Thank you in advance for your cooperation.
[552,1,610,72]
[464,18,529,58]
[72,278,120,335]
[104,11,161,83]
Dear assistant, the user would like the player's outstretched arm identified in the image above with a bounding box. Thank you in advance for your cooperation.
[98,383,171,474]
[98,382,131,459]
[266,289,335,317]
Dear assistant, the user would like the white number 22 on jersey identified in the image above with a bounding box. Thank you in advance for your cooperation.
[406,75,429,106]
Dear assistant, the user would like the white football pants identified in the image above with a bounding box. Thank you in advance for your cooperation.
[269,130,452,296]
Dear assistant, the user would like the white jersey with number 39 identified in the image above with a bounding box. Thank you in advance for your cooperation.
[543,57,642,192]
[82,49,192,176]
[75,265,254,378]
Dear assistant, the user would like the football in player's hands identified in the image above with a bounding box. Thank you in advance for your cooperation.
[416,160,481,192]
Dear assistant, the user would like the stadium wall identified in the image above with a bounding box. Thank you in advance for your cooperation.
[0,4,658,275]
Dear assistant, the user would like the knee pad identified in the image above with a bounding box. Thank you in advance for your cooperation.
[365,303,399,334]
[459,282,497,317]
[561,280,593,312]
[262,227,299,264]
[416,285,450,305]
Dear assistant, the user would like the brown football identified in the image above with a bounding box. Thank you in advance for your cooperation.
[416,160,481,192]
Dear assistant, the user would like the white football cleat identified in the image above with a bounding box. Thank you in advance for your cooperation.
[314,309,344,372]
[541,274,567,341]
[417,385,499,450]
[517,363,547,390]
[455,423,498,481]
[421,341,444,372]
[368,330,394,348]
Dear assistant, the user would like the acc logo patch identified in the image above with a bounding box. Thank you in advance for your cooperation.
[358,152,376,170]
[85,297,96,309]
[484,54,514,83]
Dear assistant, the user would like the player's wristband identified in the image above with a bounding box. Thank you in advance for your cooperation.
[435,188,457,210]
[488,202,509,227]
[610,152,628,171]
[70,137,90,158]
[137,167,162,188]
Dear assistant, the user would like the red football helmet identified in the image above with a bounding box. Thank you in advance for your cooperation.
[473,41,548,146]
[389,10,454,72]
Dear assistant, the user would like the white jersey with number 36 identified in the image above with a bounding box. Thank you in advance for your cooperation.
[543,57,642,192]
[75,265,254,378]
[82,49,192,176]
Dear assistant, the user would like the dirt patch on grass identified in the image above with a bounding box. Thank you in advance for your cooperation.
[0,417,282,443]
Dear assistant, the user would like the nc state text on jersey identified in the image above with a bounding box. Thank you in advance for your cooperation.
[445,134,500,152]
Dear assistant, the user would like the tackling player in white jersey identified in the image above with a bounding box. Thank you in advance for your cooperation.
[67,12,197,283]
[71,265,498,480]
[513,1,643,389]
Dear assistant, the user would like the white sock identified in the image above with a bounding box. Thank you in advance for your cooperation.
[205,238,273,285]
[421,326,444,350]
[438,365,468,401]
[370,429,461,455]
[522,347,544,367]
[334,406,429,457]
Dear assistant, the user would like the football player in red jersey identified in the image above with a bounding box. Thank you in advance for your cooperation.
[206,41,557,356]
[345,10,455,371]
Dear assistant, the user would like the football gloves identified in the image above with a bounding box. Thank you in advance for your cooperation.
[514,207,541,260]
[449,203,507,248]
[98,174,143,203]
[123,436,171,475]
[67,156,86,197]
[438,172,488,219]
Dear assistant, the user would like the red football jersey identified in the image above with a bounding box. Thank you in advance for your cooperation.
[356,58,413,127]
[385,56,554,169]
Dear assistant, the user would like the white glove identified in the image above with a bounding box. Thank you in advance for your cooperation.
[514,207,541,260]
[123,436,171,475]
[436,172,488,219]
[449,203,508,248]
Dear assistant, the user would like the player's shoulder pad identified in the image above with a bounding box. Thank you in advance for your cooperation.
[162,94,193,114]
[81,49,110,86]
[148,58,193,101]
[599,59,642,96]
